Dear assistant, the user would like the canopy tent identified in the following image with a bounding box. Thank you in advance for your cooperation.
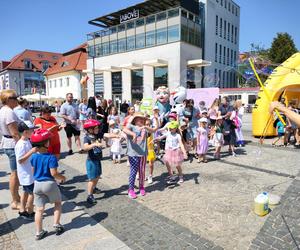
[21,93,50,102]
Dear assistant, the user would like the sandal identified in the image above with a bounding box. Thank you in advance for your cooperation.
[11,202,20,210]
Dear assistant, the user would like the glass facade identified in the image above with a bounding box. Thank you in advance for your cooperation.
[131,70,144,102]
[154,67,168,90]
[112,72,122,94]
[87,7,202,58]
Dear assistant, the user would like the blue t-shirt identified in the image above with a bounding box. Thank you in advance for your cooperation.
[14,107,31,121]
[276,121,285,134]
[31,153,59,181]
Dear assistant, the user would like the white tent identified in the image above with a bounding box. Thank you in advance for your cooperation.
[21,93,49,102]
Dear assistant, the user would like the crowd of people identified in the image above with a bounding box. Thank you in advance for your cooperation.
[1,88,300,240]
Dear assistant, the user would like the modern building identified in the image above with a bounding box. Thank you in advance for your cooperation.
[44,44,88,100]
[200,0,240,88]
[86,0,240,104]
[0,50,62,95]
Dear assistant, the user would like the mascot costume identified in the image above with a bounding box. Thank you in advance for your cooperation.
[171,86,187,112]
[155,86,171,121]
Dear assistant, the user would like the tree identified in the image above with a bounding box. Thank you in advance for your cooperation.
[269,33,298,64]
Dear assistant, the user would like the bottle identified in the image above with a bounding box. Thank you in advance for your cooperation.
[254,192,269,216]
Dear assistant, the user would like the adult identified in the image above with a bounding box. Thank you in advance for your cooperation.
[208,98,220,126]
[14,97,32,122]
[34,106,65,159]
[54,101,60,116]
[95,95,101,108]
[219,96,236,156]
[97,99,109,135]
[134,100,141,112]
[120,100,129,123]
[270,101,300,128]
[198,101,207,114]
[0,90,20,209]
[233,100,245,147]
[86,96,97,119]
[59,93,83,155]
[79,98,88,127]
[181,99,200,155]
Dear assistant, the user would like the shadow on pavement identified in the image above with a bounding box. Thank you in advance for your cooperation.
[0,181,9,191]
[0,171,7,177]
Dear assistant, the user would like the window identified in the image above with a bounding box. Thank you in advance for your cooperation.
[219,70,221,87]
[42,61,49,71]
[136,18,145,27]
[110,40,118,54]
[146,30,156,47]
[37,54,43,58]
[146,15,155,24]
[225,0,227,9]
[112,72,122,94]
[216,15,218,35]
[232,5,235,14]
[214,69,217,84]
[136,33,145,49]
[88,45,95,58]
[59,79,62,87]
[157,28,167,44]
[168,25,179,42]
[234,51,237,65]
[24,59,32,69]
[157,12,167,21]
[223,46,226,64]
[231,24,234,42]
[95,44,102,57]
[61,61,69,67]
[118,38,126,52]
[126,21,135,30]
[229,2,231,11]
[110,27,117,34]
[224,20,226,39]
[66,77,70,87]
[227,48,230,65]
[235,27,237,44]
[52,55,58,60]
[102,42,109,55]
[168,8,179,18]
[223,71,225,86]
[231,49,233,65]
[236,8,238,16]
[49,81,52,88]
[219,45,222,63]
[189,13,194,21]
[221,0,223,6]
[131,70,144,103]
[54,80,57,88]
[220,18,222,37]
[94,74,104,96]
[181,10,188,18]
[181,25,189,42]
[226,72,229,86]
[154,67,168,89]
[118,24,125,32]
[127,36,135,51]
[228,22,230,41]
[215,43,218,62]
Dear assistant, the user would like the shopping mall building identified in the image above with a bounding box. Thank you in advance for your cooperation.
[86,0,240,103]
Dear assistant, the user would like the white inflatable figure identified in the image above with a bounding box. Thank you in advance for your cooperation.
[171,86,187,113]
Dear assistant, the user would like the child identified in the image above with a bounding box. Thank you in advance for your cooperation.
[163,121,188,184]
[123,112,157,199]
[272,116,286,146]
[83,119,103,204]
[108,106,120,128]
[15,121,38,220]
[30,129,66,240]
[196,118,209,163]
[213,116,224,159]
[145,118,156,184]
[110,129,122,164]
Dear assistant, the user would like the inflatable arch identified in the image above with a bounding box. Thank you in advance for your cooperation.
[252,52,300,136]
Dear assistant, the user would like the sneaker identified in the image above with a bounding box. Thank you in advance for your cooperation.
[128,189,137,199]
[148,175,153,184]
[35,230,48,241]
[86,195,97,205]
[19,211,33,221]
[140,187,146,196]
[68,150,73,155]
[53,224,64,236]
[166,176,177,185]
[93,187,101,194]
[178,176,184,183]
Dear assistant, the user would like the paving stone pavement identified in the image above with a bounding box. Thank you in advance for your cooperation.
[0,203,22,250]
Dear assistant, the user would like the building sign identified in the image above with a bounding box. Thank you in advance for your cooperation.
[120,9,139,23]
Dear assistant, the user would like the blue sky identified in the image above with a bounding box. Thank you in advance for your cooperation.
[0,0,299,60]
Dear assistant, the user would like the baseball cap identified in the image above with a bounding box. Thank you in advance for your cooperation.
[18,121,39,133]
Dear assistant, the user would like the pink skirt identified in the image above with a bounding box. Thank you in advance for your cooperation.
[164,148,184,166]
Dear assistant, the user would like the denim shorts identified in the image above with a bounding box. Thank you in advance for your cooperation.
[3,148,17,172]
[86,159,102,180]
[23,183,34,194]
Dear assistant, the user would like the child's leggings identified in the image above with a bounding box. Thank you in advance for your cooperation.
[128,156,146,190]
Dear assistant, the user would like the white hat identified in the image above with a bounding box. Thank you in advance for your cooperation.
[199,117,208,123]
[153,106,160,110]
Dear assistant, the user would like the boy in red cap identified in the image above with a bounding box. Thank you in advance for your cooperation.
[30,129,66,240]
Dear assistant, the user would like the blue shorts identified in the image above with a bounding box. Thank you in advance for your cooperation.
[23,183,34,194]
[4,148,17,172]
[86,159,102,180]
[278,132,285,137]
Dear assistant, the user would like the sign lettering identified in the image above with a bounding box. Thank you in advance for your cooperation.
[120,9,140,23]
